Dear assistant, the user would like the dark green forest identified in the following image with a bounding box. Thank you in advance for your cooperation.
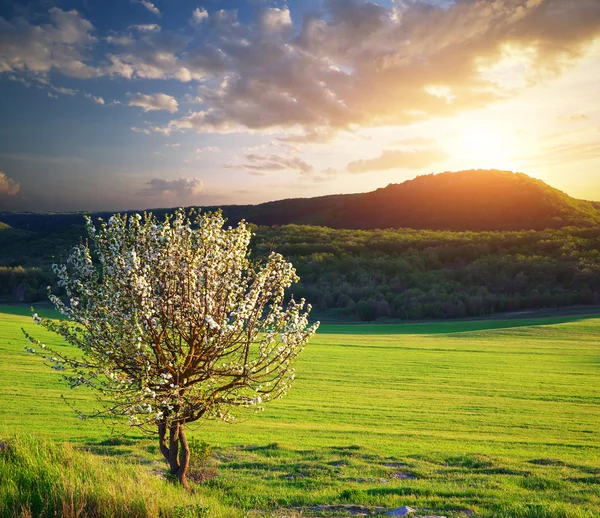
[1,170,599,320]
[254,226,600,320]
[2,222,599,321]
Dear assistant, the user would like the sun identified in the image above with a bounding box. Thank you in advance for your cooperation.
[452,126,523,170]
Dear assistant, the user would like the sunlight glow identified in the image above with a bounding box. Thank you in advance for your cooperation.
[451,126,525,170]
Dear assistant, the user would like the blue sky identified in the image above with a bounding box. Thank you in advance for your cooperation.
[1,0,599,211]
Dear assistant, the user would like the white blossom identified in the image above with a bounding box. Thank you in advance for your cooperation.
[25,209,318,433]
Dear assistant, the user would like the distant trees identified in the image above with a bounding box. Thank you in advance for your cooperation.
[3,213,600,320]
[25,211,318,487]
[251,225,600,321]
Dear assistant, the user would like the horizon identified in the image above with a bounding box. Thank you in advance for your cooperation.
[1,169,599,215]
[1,0,600,212]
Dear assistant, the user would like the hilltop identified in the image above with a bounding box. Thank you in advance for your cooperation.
[207,170,600,231]
[1,170,598,232]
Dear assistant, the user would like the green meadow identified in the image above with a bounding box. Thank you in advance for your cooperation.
[1,304,599,517]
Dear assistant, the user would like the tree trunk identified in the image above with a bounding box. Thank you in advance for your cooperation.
[158,422,170,463]
[168,423,181,474]
[157,421,191,488]
[176,425,191,488]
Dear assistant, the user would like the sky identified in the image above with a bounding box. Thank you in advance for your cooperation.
[0,0,599,212]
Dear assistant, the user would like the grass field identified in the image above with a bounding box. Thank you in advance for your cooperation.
[1,304,599,517]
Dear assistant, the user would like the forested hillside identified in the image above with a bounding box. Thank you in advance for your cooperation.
[208,170,600,230]
[2,170,600,232]
[1,170,599,319]
[253,226,600,320]
[2,221,599,320]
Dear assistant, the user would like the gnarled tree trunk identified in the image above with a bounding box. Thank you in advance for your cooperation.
[158,421,191,488]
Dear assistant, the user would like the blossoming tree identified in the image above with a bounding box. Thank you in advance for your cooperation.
[24,210,319,487]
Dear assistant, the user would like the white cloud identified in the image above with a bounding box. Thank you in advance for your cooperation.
[52,86,78,96]
[227,153,314,175]
[131,127,152,135]
[104,30,198,81]
[0,172,20,196]
[196,146,220,153]
[258,8,292,34]
[191,8,209,25]
[138,0,161,17]
[0,8,98,79]
[137,177,203,197]
[128,92,178,113]
[129,24,160,32]
[85,93,105,105]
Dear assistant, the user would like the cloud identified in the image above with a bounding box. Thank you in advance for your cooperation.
[196,146,220,154]
[566,113,589,122]
[153,0,600,136]
[104,30,197,81]
[129,24,160,32]
[191,8,209,25]
[52,86,78,96]
[3,0,600,141]
[137,0,161,17]
[137,177,203,197]
[522,139,600,166]
[347,148,448,174]
[278,128,337,144]
[258,8,292,35]
[130,127,150,134]
[389,137,440,147]
[0,152,85,165]
[85,93,105,105]
[128,92,178,112]
[0,8,98,79]
[0,172,20,196]
[227,153,314,175]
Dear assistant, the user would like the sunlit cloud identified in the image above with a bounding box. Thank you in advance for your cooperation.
[137,177,203,197]
[0,172,20,196]
[347,148,448,174]
[522,139,600,167]
[196,146,220,154]
[565,114,589,122]
[0,8,98,79]
[85,93,105,105]
[138,0,600,139]
[191,8,208,25]
[128,92,178,113]
[226,153,314,176]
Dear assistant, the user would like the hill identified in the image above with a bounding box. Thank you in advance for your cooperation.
[204,170,600,230]
[1,169,599,317]
[1,170,598,232]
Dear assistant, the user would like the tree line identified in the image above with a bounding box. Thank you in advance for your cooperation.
[1,221,599,320]
[251,225,600,320]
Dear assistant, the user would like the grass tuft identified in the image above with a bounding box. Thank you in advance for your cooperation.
[0,435,237,518]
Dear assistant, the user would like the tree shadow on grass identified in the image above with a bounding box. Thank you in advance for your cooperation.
[0,303,64,320]
[317,310,600,335]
